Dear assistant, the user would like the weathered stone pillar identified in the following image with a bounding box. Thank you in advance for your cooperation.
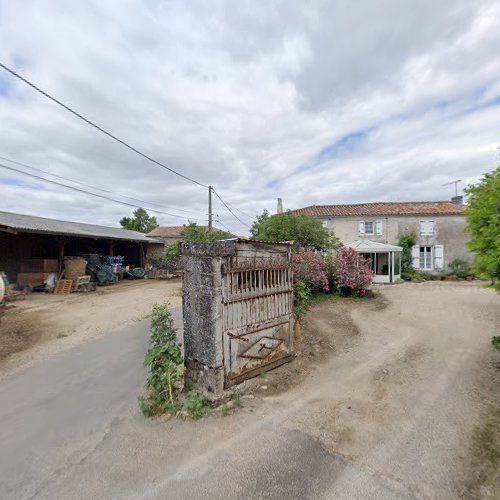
[181,241,235,397]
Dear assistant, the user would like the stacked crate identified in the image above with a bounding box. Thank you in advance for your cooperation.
[64,257,88,291]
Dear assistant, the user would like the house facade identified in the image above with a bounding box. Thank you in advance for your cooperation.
[292,198,469,272]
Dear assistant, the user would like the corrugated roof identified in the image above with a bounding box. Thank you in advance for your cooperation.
[0,211,160,242]
[147,225,228,238]
[291,201,464,217]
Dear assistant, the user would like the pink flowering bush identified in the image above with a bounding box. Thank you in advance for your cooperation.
[291,248,329,291]
[332,248,374,291]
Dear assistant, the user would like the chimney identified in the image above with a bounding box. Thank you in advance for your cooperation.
[451,195,463,206]
[277,198,283,214]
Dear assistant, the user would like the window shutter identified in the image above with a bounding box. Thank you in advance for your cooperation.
[412,245,420,269]
[434,245,444,270]
[375,220,383,235]
[358,221,365,235]
[420,221,435,235]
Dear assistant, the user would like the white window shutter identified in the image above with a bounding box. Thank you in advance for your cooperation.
[420,221,435,236]
[375,220,383,235]
[358,221,365,235]
[434,245,444,270]
[412,245,420,269]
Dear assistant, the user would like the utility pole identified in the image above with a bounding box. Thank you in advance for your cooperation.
[208,185,213,233]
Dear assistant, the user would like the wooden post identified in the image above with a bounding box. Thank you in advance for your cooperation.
[57,236,66,275]
[108,240,114,257]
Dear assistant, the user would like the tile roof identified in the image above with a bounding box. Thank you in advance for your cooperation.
[147,225,228,238]
[0,211,160,242]
[291,201,464,217]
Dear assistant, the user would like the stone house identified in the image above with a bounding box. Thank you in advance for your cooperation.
[292,197,469,273]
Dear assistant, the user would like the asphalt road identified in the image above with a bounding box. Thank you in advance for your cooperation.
[0,284,498,499]
[0,307,182,500]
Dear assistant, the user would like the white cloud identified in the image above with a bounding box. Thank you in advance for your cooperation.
[0,0,499,234]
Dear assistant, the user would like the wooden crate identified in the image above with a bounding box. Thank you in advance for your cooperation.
[54,279,73,295]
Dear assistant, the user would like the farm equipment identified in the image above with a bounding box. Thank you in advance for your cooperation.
[85,255,118,285]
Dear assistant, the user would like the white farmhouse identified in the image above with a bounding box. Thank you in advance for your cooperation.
[291,197,469,280]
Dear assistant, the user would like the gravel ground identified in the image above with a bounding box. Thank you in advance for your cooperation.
[1,281,499,499]
[0,278,182,379]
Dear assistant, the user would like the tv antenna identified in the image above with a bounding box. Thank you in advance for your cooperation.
[442,179,462,197]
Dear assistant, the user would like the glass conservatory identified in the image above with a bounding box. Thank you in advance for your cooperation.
[345,240,403,284]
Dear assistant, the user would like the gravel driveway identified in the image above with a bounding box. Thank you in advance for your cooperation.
[0,282,498,499]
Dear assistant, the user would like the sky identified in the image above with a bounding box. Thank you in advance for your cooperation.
[0,0,499,235]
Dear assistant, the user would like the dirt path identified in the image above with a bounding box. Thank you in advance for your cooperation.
[2,281,499,499]
[0,279,182,379]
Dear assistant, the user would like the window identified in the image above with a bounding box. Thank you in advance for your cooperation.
[364,221,374,234]
[420,220,435,236]
[419,246,433,270]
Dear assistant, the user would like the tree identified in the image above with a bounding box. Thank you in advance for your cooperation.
[180,222,233,242]
[398,233,417,280]
[465,166,500,287]
[250,210,340,250]
[120,208,158,233]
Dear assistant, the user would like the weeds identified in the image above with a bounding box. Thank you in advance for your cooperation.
[139,303,184,417]
[221,403,233,416]
[183,391,205,419]
[492,336,500,350]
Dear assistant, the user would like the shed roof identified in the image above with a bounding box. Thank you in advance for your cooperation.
[0,211,160,243]
[345,240,402,252]
[291,201,464,217]
[147,225,228,238]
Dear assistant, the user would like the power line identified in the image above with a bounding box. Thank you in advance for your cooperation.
[0,62,257,228]
[0,62,208,188]
[213,215,238,235]
[219,198,254,221]
[0,162,208,222]
[212,187,251,229]
[0,155,208,217]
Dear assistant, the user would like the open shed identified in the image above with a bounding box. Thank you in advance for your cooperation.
[345,239,403,284]
[0,211,164,284]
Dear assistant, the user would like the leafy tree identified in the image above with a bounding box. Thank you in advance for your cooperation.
[250,210,340,250]
[398,233,417,281]
[120,208,158,233]
[465,166,500,287]
[180,222,233,242]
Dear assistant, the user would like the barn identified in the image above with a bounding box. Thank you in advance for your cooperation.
[0,211,164,284]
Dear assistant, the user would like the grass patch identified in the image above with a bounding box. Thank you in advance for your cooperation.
[309,292,341,305]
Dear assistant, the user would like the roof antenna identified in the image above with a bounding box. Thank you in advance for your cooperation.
[442,179,462,197]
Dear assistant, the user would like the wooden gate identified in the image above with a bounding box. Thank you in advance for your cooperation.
[222,255,294,385]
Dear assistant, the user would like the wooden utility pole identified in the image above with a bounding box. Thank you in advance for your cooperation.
[208,185,213,232]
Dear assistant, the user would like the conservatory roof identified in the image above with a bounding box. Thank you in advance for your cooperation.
[345,240,402,253]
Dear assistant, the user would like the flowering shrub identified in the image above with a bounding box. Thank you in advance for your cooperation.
[291,248,329,290]
[332,248,374,291]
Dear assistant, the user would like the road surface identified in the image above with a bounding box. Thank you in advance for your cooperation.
[0,283,499,499]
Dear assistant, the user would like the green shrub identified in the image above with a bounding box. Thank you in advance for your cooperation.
[398,233,417,281]
[139,303,184,417]
[448,258,470,279]
[164,242,180,261]
[293,280,312,321]
[492,336,500,350]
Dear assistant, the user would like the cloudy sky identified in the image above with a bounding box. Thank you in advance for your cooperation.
[0,0,499,235]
